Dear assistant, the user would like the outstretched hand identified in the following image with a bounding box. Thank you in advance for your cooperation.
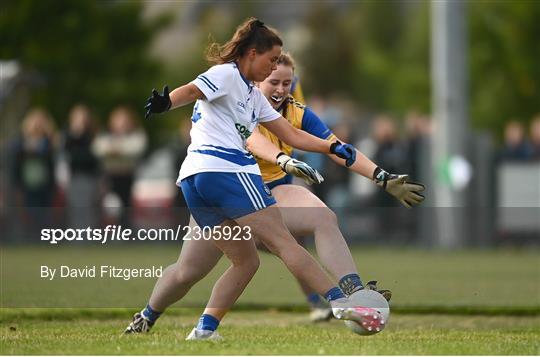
[373,167,425,208]
[145,85,172,119]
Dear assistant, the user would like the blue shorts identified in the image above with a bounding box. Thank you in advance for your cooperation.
[180,172,276,228]
[266,174,293,190]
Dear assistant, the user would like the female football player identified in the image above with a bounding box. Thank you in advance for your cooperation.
[126,18,382,340]
[125,43,424,338]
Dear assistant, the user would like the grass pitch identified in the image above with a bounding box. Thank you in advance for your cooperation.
[1,309,538,355]
[1,246,539,354]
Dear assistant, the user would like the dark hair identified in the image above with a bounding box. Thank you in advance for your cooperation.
[206,17,282,64]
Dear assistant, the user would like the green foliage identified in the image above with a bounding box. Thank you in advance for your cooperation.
[469,0,540,134]
[300,1,430,116]
[0,0,170,132]
[299,1,539,134]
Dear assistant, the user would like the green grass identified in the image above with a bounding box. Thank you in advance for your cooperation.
[1,309,539,355]
[2,246,539,309]
[1,246,539,354]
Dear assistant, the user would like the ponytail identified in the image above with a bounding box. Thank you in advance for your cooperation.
[206,17,282,64]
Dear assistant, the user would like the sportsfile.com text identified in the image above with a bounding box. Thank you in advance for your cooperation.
[40,225,253,245]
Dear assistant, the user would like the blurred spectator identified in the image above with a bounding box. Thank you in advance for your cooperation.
[405,110,431,180]
[498,120,531,161]
[171,119,191,227]
[93,106,147,209]
[372,115,407,206]
[371,115,408,239]
[63,104,100,228]
[10,108,57,207]
[529,114,540,160]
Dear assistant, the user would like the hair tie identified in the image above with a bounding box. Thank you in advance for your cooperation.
[253,19,265,28]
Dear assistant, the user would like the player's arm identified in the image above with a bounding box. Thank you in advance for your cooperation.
[170,84,204,109]
[260,117,355,165]
[327,137,425,208]
[144,85,204,119]
[326,138,377,179]
[246,128,324,185]
[301,108,425,208]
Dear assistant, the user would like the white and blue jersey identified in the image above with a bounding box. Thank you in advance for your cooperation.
[177,63,281,182]
[177,63,281,227]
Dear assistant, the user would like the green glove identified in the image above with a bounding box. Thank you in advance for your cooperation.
[373,167,425,208]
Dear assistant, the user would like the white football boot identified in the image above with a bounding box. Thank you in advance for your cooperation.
[185,328,223,341]
[330,297,386,333]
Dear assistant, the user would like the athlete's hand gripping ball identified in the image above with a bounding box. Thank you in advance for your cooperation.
[276,152,324,185]
[330,141,356,167]
[145,85,172,119]
[373,167,425,208]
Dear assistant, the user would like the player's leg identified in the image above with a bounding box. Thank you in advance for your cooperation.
[273,184,355,276]
[185,172,376,339]
[124,215,223,333]
[186,220,260,340]
[271,184,361,294]
[233,203,381,326]
[148,216,223,310]
[235,204,337,297]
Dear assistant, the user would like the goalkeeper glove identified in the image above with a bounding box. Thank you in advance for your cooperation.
[276,152,324,185]
[145,85,172,119]
[373,167,425,208]
[330,141,356,167]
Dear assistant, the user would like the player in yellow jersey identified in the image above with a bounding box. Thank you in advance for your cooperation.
[247,52,402,320]
[125,52,424,337]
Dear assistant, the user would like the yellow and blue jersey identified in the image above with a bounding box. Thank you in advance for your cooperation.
[256,95,336,183]
[290,76,305,104]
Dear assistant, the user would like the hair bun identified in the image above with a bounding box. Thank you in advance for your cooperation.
[253,19,265,28]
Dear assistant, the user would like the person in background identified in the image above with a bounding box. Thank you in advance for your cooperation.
[63,104,100,228]
[369,115,408,240]
[93,106,147,209]
[10,108,57,241]
[529,115,540,160]
[11,108,57,208]
[498,120,531,161]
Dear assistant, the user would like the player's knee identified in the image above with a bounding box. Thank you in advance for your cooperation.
[315,207,338,227]
[233,254,260,275]
[172,267,201,288]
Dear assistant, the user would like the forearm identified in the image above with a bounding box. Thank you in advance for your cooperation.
[246,130,281,163]
[280,127,331,154]
[328,148,377,179]
[169,84,203,109]
[260,118,332,155]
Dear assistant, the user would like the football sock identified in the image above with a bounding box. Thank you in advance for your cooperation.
[339,273,364,296]
[324,287,346,302]
[197,313,220,332]
[141,304,162,323]
[307,292,325,307]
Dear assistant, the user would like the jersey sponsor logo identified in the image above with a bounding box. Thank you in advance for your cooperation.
[235,123,252,140]
[236,101,246,114]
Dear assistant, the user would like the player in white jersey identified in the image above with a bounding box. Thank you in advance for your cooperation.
[124,50,425,337]
[125,18,380,339]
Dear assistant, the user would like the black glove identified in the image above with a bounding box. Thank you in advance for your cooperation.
[145,85,172,119]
